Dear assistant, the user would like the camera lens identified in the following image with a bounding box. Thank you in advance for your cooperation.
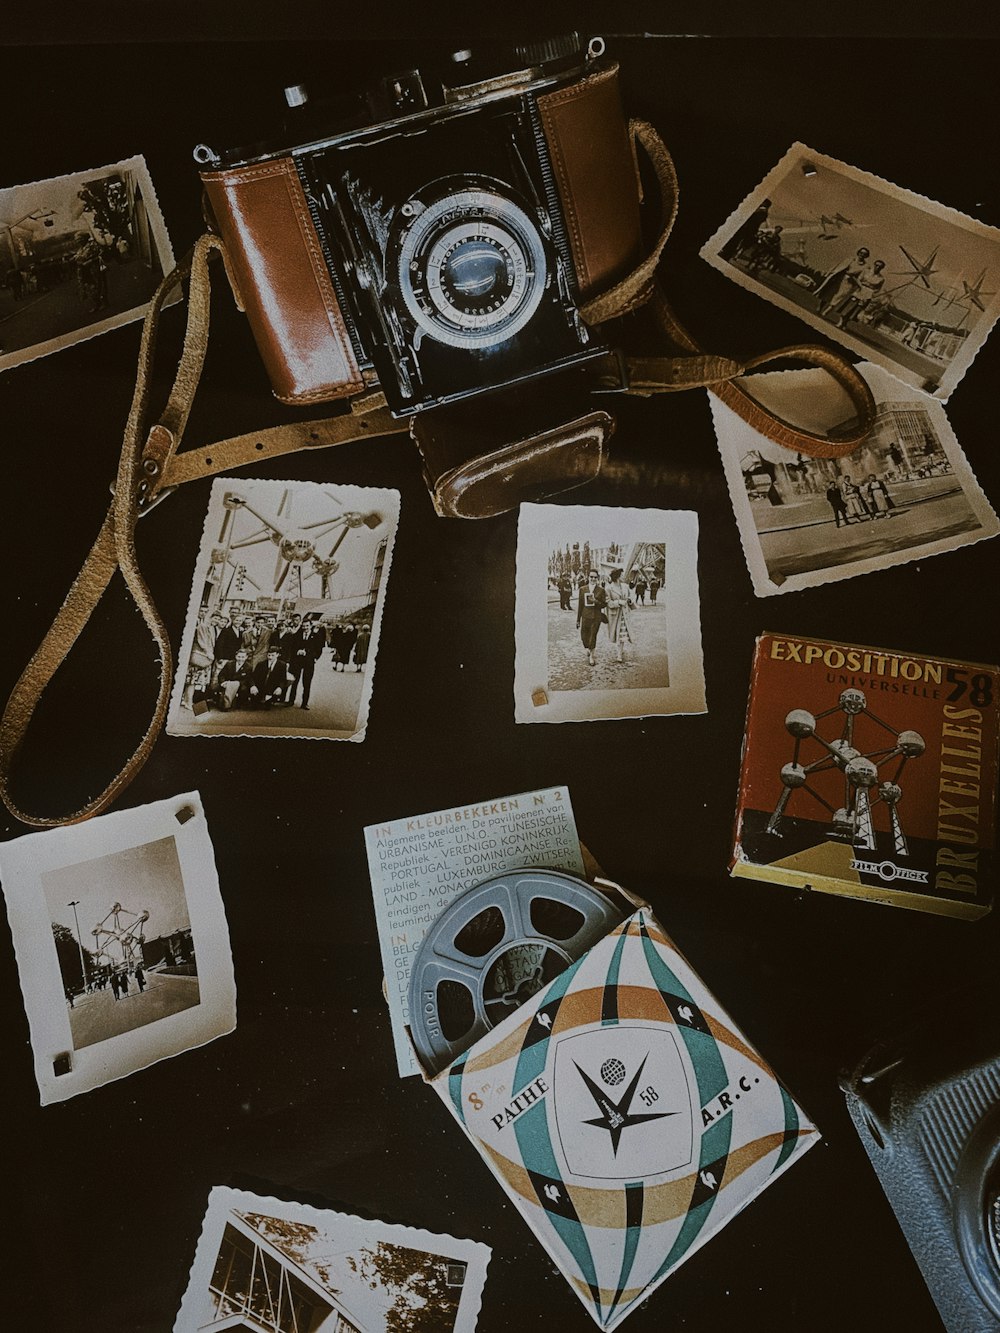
[396,180,547,350]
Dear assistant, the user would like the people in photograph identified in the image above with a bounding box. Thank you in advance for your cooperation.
[135,965,146,993]
[250,647,289,707]
[634,573,648,605]
[354,622,371,672]
[604,568,634,663]
[211,614,240,688]
[837,258,886,327]
[815,247,870,318]
[119,969,130,997]
[748,223,784,275]
[862,472,896,518]
[720,198,772,262]
[649,576,661,604]
[342,623,359,671]
[217,648,254,710]
[110,972,120,1001]
[839,473,870,522]
[826,479,850,527]
[576,570,607,667]
[557,570,573,609]
[290,620,324,708]
[65,984,75,1009]
[247,615,273,669]
[328,622,347,672]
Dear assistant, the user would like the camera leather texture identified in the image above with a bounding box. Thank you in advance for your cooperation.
[201,158,364,404]
[538,63,643,300]
[414,399,613,519]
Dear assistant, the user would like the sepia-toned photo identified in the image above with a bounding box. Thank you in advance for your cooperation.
[0,156,174,372]
[514,503,706,723]
[174,1186,491,1332]
[167,478,400,741]
[710,361,1000,596]
[0,792,235,1105]
[701,143,1000,400]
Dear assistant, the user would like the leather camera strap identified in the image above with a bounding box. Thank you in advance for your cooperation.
[0,234,405,827]
[0,123,873,827]
[589,119,875,456]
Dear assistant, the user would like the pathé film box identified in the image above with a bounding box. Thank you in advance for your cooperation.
[731,632,998,918]
[417,892,819,1329]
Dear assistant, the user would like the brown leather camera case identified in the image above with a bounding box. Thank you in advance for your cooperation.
[200,62,640,409]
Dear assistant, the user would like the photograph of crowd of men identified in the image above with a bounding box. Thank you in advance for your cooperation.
[547,540,669,691]
[185,608,372,715]
[171,481,396,737]
[0,158,171,367]
[704,145,1000,397]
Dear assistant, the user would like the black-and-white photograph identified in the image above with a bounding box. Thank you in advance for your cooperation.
[710,361,1000,596]
[0,793,235,1104]
[514,503,706,723]
[44,834,199,1051]
[0,156,174,372]
[174,1187,491,1333]
[546,540,669,689]
[167,478,400,741]
[701,143,1000,399]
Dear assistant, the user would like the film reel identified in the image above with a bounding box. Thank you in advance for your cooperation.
[408,869,623,1076]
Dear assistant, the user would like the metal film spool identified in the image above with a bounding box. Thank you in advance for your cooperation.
[408,869,623,1076]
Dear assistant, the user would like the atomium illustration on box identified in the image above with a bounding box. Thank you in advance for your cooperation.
[766,688,925,855]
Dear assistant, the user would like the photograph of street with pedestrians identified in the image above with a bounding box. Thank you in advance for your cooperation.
[43,835,199,1052]
[0,156,173,371]
[167,478,400,741]
[514,503,706,724]
[710,362,1000,596]
[547,539,669,691]
[0,793,235,1104]
[174,1187,492,1333]
[701,143,1000,399]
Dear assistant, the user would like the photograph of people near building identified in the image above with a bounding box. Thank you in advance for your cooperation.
[702,143,1000,399]
[0,156,172,371]
[546,539,668,691]
[168,479,399,740]
[43,834,199,1052]
[710,363,999,596]
[174,1188,491,1333]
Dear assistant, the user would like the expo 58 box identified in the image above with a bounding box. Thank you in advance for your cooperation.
[731,632,998,919]
[419,892,819,1330]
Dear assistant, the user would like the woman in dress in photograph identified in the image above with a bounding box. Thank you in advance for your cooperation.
[605,568,634,663]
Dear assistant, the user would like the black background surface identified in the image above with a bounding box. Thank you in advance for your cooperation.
[1,9,998,1331]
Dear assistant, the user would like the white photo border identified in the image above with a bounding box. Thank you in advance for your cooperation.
[166,477,401,741]
[0,791,235,1105]
[174,1185,492,1333]
[700,141,1000,401]
[0,154,176,374]
[709,361,1000,597]
[514,503,707,724]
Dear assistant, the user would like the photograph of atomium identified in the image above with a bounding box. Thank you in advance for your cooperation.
[42,835,199,1052]
[767,687,924,856]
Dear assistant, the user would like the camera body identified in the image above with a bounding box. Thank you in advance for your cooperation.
[196,38,640,417]
[842,1005,1000,1331]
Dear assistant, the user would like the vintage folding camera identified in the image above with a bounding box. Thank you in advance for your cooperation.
[842,996,1000,1332]
[194,36,639,419]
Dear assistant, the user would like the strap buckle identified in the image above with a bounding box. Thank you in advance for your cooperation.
[108,478,178,516]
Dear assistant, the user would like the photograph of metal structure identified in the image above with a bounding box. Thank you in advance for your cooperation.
[175,1187,492,1333]
[43,835,200,1051]
[168,478,399,739]
[766,688,925,855]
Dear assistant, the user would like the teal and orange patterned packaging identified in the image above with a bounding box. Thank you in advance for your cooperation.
[419,899,819,1329]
